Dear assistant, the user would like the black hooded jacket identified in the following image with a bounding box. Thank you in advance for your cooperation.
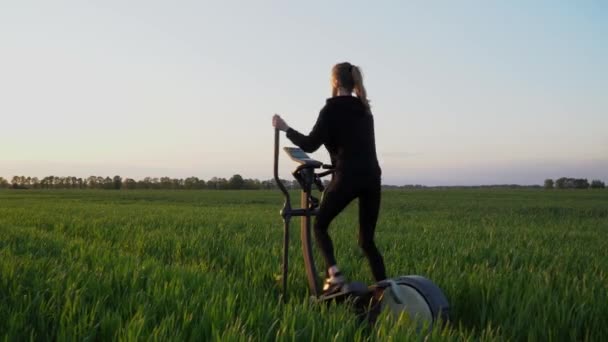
[286,96,381,178]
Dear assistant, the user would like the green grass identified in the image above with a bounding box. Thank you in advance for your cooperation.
[1,189,607,341]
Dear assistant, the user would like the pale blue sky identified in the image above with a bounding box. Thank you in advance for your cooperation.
[1,1,606,185]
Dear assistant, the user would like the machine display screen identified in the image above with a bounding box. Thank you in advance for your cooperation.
[285,147,309,160]
[283,147,322,166]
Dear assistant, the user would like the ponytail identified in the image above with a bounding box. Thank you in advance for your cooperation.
[351,65,371,113]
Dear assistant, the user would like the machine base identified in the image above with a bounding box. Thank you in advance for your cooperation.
[313,276,450,328]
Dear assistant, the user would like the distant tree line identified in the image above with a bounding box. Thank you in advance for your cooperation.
[1,175,605,190]
[0,175,312,190]
[382,184,544,190]
[544,178,606,190]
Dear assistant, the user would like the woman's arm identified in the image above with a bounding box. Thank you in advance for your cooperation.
[285,109,329,153]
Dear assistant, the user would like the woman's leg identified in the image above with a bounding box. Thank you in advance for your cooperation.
[358,180,387,281]
[314,177,356,272]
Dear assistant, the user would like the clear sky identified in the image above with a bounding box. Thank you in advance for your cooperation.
[1,1,606,185]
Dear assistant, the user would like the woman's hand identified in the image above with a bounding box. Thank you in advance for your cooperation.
[272,114,289,132]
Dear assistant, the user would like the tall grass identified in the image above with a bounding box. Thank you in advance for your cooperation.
[1,189,606,340]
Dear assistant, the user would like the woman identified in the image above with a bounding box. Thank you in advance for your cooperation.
[272,62,387,295]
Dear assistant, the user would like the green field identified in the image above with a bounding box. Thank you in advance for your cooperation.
[1,189,607,341]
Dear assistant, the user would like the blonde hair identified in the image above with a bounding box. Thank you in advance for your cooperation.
[331,62,371,113]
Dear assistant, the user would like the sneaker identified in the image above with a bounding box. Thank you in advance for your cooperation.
[323,272,345,295]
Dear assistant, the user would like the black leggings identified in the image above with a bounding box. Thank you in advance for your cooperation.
[314,173,387,282]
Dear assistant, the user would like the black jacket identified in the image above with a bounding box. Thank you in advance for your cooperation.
[286,96,381,177]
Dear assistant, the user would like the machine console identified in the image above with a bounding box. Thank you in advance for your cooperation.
[283,147,322,167]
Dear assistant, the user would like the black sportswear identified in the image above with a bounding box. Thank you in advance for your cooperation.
[286,96,381,177]
[286,96,387,282]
